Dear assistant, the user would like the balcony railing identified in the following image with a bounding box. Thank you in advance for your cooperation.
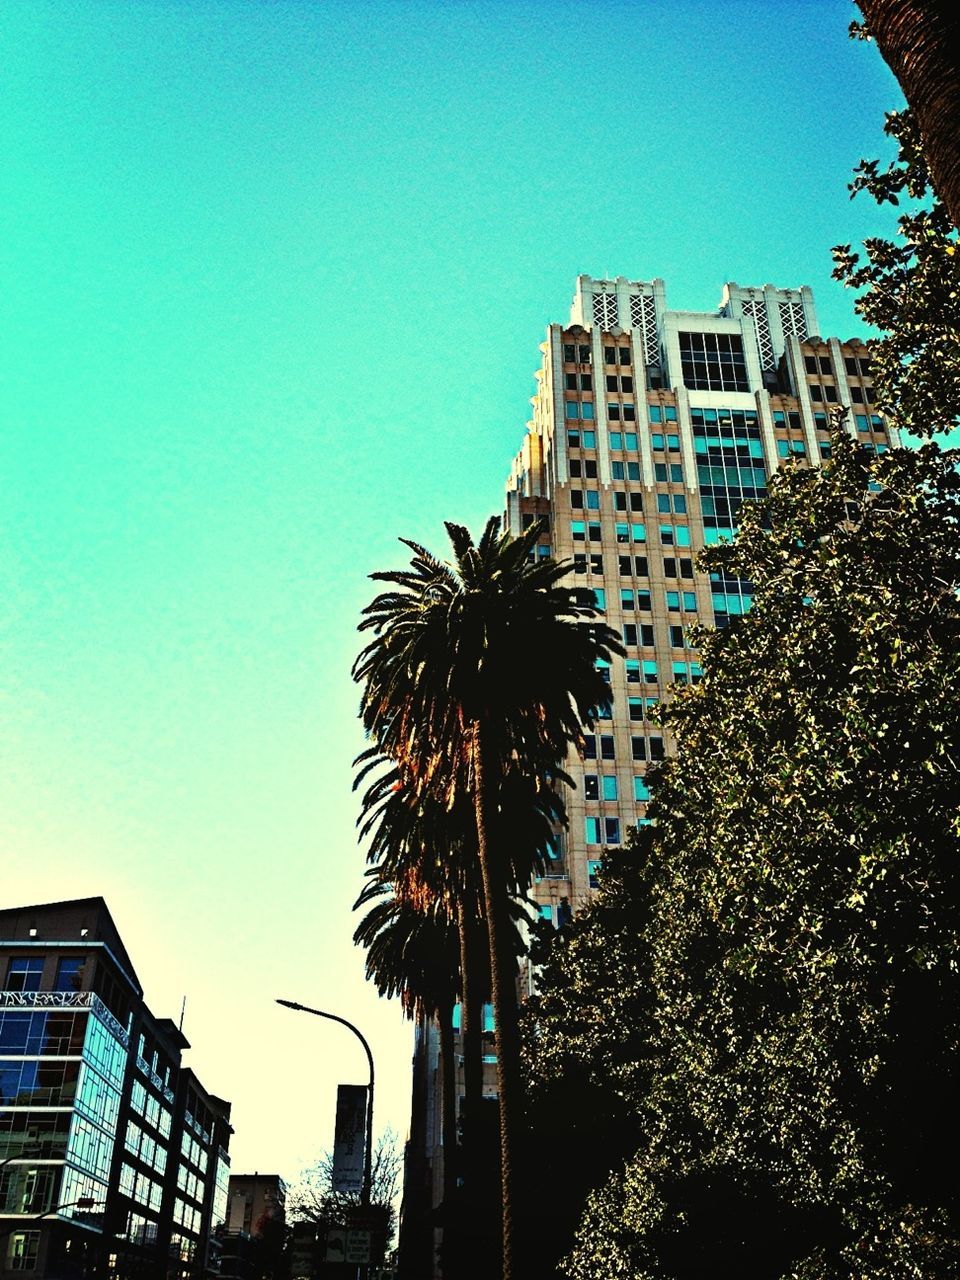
[0,990,129,1048]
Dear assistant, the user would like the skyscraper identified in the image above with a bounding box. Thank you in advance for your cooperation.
[503,274,898,920]
[398,274,899,1275]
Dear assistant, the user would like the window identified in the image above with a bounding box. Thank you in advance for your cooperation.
[600,736,615,760]
[850,385,864,403]
[5,959,44,993]
[637,589,652,610]
[564,372,578,391]
[605,374,618,393]
[601,776,618,802]
[582,430,596,447]
[571,521,585,542]
[657,494,670,514]
[8,1232,40,1272]
[649,405,662,423]
[649,737,665,760]
[570,489,584,509]
[664,556,677,577]
[614,491,627,511]
[579,344,591,362]
[604,818,621,845]
[584,775,599,801]
[563,344,576,362]
[604,346,616,364]
[810,384,823,402]
[640,624,655,646]
[625,660,640,683]
[585,490,600,510]
[623,405,636,422]
[584,460,597,478]
[618,555,631,575]
[580,374,592,390]
[627,461,641,481]
[620,589,635,611]
[619,348,632,365]
[670,625,685,647]
[574,554,587,574]
[634,777,651,803]
[583,737,597,760]
[590,554,602,574]
[655,463,684,483]
[631,523,646,543]
[628,697,644,721]
[590,589,605,610]
[588,523,601,542]
[631,736,647,760]
[666,591,680,612]
[622,623,637,646]
[611,461,624,479]
[585,817,602,845]
[54,958,85,992]
[679,331,749,392]
[642,659,658,683]
[629,493,643,512]
[587,860,602,890]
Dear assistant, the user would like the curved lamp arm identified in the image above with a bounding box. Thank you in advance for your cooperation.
[276,999,375,1207]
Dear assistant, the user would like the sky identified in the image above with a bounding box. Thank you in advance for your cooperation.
[1,0,904,1182]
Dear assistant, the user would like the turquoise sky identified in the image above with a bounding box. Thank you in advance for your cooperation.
[2,0,902,1179]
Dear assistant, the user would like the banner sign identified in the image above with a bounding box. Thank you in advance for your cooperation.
[332,1084,367,1194]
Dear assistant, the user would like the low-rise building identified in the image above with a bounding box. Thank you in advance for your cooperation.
[0,897,232,1279]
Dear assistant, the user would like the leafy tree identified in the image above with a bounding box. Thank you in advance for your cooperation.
[286,1131,402,1267]
[354,517,621,1278]
[525,429,960,1279]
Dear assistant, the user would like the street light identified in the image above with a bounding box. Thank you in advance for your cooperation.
[0,1197,102,1242]
[275,999,375,1207]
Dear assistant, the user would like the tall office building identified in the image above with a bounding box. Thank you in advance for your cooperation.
[503,273,899,918]
[398,273,899,1276]
[0,898,232,1280]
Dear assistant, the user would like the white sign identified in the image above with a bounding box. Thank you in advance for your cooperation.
[332,1084,367,1194]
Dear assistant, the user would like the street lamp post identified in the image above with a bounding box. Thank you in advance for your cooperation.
[0,1196,101,1242]
[275,1000,375,1208]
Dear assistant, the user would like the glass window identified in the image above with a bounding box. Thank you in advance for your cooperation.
[624,432,638,450]
[611,461,624,479]
[622,405,636,422]
[599,736,615,760]
[631,736,646,760]
[604,818,621,845]
[625,660,640,683]
[657,495,670,514]
[581,403,595,420]
[648,405,662,424]
[588,523,601,542]
[585,490,600,510]
[679,331,749,392]
[627,461,641,481]
[584,775,599,801]
[582,430,596,448]
[631,523,646,543]
[5,959,44,993]
[609,431,623,450]
[587,860,602,890]
[664,406,678,422]
[565,401,579,419]
[620,589,635,610]
[601,776,618,801]
[54,958,85,991]
[683,592,697,611]
[571,521,585,542]
[634,777,651,803]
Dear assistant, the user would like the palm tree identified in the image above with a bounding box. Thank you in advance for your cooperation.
[353,516,621,1278]
[355,753,562,1264]
[855,0,960,231]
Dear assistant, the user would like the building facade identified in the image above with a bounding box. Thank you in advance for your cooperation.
[503,274,899,919]
[400,272,899,1277]
[0,898,232,1280]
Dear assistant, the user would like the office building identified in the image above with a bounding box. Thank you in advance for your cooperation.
[0,898,232,1280]
[503,273,899,915]
[399,273,899,1276]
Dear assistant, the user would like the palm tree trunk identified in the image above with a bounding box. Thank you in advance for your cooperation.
[472,732,523,1280]
[856,0,960,230]
[458,914,485,1180]
[438,1004,457,1274]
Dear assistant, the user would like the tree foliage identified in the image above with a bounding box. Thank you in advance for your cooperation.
[286,1131,402,1264]
[525,431,960,1279]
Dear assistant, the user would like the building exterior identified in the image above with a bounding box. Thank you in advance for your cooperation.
[503,273,899,919]
[399,272,899,1277]
[0,898,232,1280]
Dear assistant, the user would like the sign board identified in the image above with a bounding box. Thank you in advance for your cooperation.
[332,1083,367,1195]
[325,1228,347,1264]
[345,1230,372,1264]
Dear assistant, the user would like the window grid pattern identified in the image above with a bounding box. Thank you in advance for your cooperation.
[778,299,807,341]
[678,332,749,392]
[742,299,774,370]
[692,408,766,539]
[592,291,618,328]
[629,293,659,367]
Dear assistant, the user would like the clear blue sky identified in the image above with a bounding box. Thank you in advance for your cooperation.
[1,0,902,1179]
